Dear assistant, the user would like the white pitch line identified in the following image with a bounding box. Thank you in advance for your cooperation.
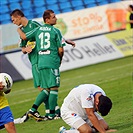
[61,63,131,82]
[9,72,131,106]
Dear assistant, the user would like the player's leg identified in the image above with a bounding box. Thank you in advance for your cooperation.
[1,106,16,133]
[59,126,79,133]
[47,68,60,119]
[72,119,93,133]
[4,122,16,133]
[28,65,49,121]
[55,104,61,117]
[61,108,93,133]
[0,125,5,130]
[48,87,59,118]
[44,98,50,117]
[28,89,49,121]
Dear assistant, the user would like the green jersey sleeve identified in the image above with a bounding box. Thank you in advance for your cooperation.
[19,39,27,47]
[32,21,42,27]
[54,28,66,47]
[26,27,39,40]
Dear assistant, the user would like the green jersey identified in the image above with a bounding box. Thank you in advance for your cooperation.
[26,24,65,69]
[20,20,41,65]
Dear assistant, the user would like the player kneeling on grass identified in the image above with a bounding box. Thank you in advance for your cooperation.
[59,84,117,133]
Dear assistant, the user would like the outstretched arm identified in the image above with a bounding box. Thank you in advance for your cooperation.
[65,39,76,47]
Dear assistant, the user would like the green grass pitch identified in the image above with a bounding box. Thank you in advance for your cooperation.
[1,56,132,133]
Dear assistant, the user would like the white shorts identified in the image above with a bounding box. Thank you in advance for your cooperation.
[61,106,103,129]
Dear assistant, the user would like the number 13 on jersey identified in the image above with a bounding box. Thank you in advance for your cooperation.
[39,32,50,49]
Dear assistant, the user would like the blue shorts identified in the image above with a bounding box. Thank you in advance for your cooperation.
[0,106,14,126]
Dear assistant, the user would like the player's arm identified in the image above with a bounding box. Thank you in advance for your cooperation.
[17,27,27,40]
[4,89,11,94]
[17,27,38,40]
[56,29,75,47]
[20,39,32,54]
[65,39,76,47]
[56,29,64,63]
[85,108,106,133]
[58,47,64,63]
[21,46,32,54]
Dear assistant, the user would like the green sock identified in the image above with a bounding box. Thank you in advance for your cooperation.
[31,90,49,112]
[48,90,58,117]
[44,99,49,117]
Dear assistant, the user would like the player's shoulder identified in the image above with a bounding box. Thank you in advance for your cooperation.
[30,20,42,26]
[53,26,60,32]
[53,27,62,35]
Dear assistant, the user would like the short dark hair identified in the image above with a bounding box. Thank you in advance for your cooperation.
[10,9,24,17]
[43,9,54,22]
[129,5,133,11]
[98,95,112,116]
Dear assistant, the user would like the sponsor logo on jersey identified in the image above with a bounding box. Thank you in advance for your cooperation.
[71,113,77,117]
[86,95,92,101]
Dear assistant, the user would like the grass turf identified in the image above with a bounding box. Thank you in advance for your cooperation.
[1,56,132,133]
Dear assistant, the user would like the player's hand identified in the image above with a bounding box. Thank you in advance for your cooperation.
[4,89,11,94]
[106,129,117,132]
[66,40,76,47]
[25,46,32,53]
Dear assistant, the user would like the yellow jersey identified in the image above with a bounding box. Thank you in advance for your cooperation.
[0,91,9,109]
[126,12,131,30]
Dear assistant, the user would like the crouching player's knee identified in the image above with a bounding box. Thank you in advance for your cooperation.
[78,123,92,133]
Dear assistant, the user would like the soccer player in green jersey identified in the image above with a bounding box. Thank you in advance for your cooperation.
[10,9,51,121]
[18,9,67,119]
[11,9,75,121]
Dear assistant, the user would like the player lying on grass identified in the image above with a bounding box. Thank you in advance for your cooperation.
[59,84,117,133]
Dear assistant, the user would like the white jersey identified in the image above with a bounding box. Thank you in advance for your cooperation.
[61,84,106,120]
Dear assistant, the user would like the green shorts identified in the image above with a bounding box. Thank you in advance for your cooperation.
[40,68,60,89]
[32,64,40,88]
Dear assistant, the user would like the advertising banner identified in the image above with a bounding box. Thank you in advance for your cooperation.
[105,30,133,56]
[60,35,124,71]
[37,1,129,39]
[0,1,131,53]
[5,31,125,80]
[5,52,32,79]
